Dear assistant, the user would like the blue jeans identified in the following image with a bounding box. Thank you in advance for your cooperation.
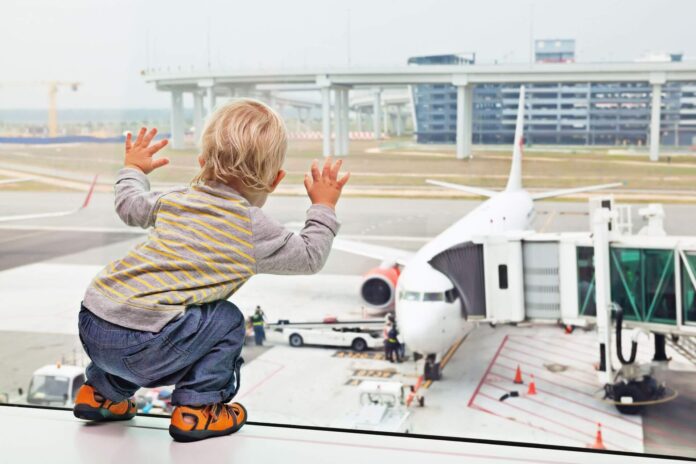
[253,325,265,346]
[78,300,245,406]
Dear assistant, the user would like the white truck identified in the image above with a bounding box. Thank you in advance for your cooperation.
[276,325,384,352]
[25,364,86,407]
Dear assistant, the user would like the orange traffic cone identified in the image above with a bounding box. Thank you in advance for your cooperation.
[513,365,524,384]
[527,375,537,395]
[589,422,606,449]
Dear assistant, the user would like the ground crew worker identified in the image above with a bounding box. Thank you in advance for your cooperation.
[387,324,402,363]
[250,306,266,346]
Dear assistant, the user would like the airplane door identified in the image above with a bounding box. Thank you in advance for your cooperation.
[429,242,486,318]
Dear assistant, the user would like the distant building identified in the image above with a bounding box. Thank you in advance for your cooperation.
[535,39,575,63]
[409,49,696,146]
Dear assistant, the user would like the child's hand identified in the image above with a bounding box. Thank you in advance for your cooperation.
[124,127,169,175]
[304,158,350,210]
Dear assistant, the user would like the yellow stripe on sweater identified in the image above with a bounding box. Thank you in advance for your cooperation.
[157,216,255,264]
[158,210,253,249]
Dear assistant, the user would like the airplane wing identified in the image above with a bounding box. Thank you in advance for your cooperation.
[426,179,498,198]
[332,238,414,266]
[0,175,98,223]
[530,182,623,201]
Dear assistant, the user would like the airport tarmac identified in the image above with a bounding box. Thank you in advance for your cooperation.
[1,190,695,459]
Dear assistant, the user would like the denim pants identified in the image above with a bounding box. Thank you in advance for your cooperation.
[253,325,265,346]
[78,300,245,406]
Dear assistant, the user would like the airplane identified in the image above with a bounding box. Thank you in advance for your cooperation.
[0,175,97,222]
[333,86,622,380]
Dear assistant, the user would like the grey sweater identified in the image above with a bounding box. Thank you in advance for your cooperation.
[82,168,339,332]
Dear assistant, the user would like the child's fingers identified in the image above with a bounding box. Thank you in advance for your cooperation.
[322,157,332,179]
[148,138,168,155]
[330,159,343,180]
[134,127,147,147]
[337,171,351,188]
[125,132,132,151]
[303,174,312,192]
[143,127,158,147]
[310,159,321,181]
[151,157,169,171]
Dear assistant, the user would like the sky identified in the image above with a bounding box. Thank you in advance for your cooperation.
[1,0,694,109]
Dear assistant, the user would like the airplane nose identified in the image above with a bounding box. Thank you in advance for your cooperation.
[396,301,450,355]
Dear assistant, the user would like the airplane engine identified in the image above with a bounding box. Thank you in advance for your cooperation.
[360,262,400,310]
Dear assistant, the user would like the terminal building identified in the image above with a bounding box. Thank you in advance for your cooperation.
[409,42,696,146]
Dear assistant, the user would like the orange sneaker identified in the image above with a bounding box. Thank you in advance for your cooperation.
[73,384,137,422]
[169,402,247,442]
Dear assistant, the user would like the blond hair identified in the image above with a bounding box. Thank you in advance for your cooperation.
[193,98,287,192]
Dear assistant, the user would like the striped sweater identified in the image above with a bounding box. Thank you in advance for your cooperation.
[83,168,339,332]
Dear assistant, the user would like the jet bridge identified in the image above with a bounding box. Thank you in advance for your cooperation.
[466,200,696,339]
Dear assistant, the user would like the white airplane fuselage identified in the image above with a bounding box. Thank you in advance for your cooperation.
[395,189,534,357]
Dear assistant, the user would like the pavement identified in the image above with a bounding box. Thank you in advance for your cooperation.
[1,190,696,459]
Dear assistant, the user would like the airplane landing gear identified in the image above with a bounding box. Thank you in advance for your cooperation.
[424,354,441,381]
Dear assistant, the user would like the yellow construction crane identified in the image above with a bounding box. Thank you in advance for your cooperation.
[0,81,80,137]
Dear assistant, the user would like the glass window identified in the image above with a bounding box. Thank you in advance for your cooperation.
[400,291,422,301]
[610,247,676,323]
[577,246,596,316]
[498,264,508,289]
[682,253,696,324]
[423,292,444,302]
[27,376,70,404]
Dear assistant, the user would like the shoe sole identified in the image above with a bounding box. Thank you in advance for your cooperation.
[73,404,135,422]
[169,403,248,443]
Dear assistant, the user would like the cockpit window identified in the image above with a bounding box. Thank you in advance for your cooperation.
[423,292,445,302]
[399,291,422,301]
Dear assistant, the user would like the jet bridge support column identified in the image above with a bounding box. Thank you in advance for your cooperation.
[455,81,473,160]
[334,88,343,156]
[593,207,614,384]
[341,88,350,155]
[170,90,185,150]
[649,74,665,162]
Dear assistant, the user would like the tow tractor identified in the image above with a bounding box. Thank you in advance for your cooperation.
[335,381,413,433]
[269,318,385,352]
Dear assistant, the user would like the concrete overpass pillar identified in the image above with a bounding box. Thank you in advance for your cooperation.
[395,105,404,136]
[357,110,363,132]
[321,86,331,157]
[649,76,665,162]
[341,88,350,155]
[383,106,390,136]
[207,86,216,115]
[333,88,343,155]
[170,90,185,150]
[455,83,473,160]
[193,91,205,146]
[372,87,382,140]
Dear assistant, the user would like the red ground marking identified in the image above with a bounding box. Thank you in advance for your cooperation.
[504,340,595,369]
[491,361,600,399]
[476,391,628,452]
[470,396,586,448]
[236,360,285,400]
[467,335,509,407]
[498,352,599,388]
[508,336,597,363]
[483,381,642,442]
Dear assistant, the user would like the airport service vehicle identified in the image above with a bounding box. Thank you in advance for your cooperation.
[25,364,85,407]
[333,86,622,380]
[336,381,413,433]
[270,320,384,352]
